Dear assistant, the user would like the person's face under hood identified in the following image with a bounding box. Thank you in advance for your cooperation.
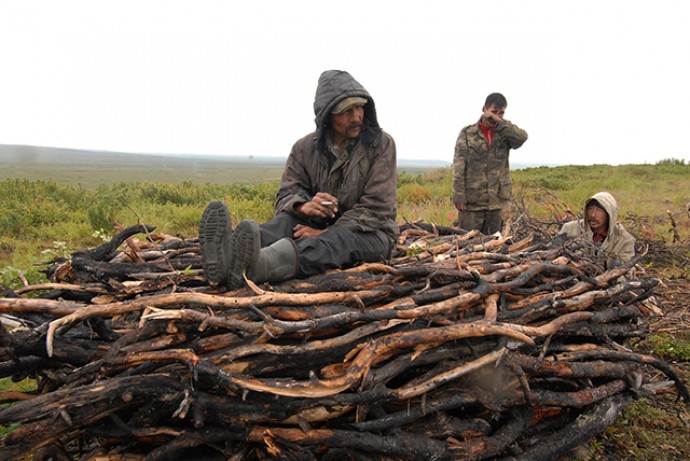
[585,202,609,234]
[330,105,365,148]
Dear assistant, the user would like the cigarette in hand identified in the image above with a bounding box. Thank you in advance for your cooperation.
[321,201,333,206]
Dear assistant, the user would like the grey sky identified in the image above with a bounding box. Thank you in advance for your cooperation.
[1,1,688,165]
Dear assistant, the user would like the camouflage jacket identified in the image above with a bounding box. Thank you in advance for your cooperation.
[452,119,528,210]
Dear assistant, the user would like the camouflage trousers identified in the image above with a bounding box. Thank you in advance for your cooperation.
[456,209,503,235]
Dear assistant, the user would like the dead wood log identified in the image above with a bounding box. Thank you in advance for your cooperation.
[44,287,398,356]
[273,270,400,294]
[77,224,158,262]
[68,259,201,283]
[222,324,532,398]
[363,341,498,390]
[14,282,109,296]
[214,319,408,363]
[1,321,112,377]
[351,389,484,432]
[353,378,631,436]
[502,352,635,380]
[143,427,245,461]
[394,349,507,400]
[408,413,493,440]
[514,393,633,461]
[0,297,83,317]
[399,221,467,236]
[246,426,452,461]
[0,374,185,461]
[455,251,517,264]
[503,379,630,409]
[554,349,690,401]
[33,444,72,461]
[501,279,659,324]
[503,259,640,311]
[490,263,582,291]
[1,219,684,460]
[450,407,532,460]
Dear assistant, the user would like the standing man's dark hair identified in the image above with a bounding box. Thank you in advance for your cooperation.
[452,92,528,234]
[199,70,398,290]
[485,92,507,109]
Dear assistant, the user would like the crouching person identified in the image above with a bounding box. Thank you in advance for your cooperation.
[199,70,398,289]
[557,191,635,267]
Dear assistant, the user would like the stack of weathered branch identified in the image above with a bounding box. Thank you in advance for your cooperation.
[1,222,687,461]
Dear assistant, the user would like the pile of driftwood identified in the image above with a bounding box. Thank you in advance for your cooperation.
[1,222,688,461]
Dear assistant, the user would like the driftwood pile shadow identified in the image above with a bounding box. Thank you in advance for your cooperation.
[1,222,688,461]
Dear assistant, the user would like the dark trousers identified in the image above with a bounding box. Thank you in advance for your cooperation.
[260,211,394,276]
[456,209,503,235]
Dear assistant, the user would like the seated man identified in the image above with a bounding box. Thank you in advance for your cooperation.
[199,70,398,290]
[557,191,635,266]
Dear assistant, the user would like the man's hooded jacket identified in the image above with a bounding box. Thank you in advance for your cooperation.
[559,191,636,263]
[274,70,398,239]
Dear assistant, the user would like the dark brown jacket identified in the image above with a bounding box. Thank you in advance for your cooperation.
[275,70,398,239]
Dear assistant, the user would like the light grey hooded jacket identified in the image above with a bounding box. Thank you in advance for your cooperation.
[274,70,398,239]
[559,191,636,263]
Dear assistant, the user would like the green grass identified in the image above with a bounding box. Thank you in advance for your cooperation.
[0,162,287,188]
[641,332,690,362]
[1,163,689,289]
[513,163,690,220]
[594,398,690,460]
[0,377,37,394]
[0,378,37,441]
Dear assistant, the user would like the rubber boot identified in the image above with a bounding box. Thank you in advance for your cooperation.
[230,220,298,289]
[198,200,233,286]
[250,238,299,283]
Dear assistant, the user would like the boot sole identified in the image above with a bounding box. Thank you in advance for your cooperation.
[199,200,232,285]
[229,220,261,290]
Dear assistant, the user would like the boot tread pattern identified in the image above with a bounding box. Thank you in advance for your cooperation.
[229,220,260,290]
[199,200,231,285]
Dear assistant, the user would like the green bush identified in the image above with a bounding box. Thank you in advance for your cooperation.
[642,332,690,361]
[397,183,433,204]
[656,158,686,166]
[533,171,572,190]
[398,171,423,186]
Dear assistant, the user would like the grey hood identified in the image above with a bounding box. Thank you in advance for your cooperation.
[584,191,619,236]
[313,70,381,152]
[558,191,636,263]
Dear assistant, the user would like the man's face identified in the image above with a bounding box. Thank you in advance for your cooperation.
[481,104,506,128]
[586,203,609,234]
[331,105,364,144]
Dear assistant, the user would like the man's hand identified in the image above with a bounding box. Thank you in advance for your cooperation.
[296,192,339,219]
[293,224,325,239]
[454,202,466,211]
[481,108,503,128]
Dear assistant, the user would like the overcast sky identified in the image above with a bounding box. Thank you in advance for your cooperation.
[1,1,688,165]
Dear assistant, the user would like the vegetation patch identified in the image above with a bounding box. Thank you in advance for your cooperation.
[595,397,690,460]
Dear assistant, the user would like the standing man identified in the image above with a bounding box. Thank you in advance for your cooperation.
[452,93,528,234]
[199,70,398,290]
